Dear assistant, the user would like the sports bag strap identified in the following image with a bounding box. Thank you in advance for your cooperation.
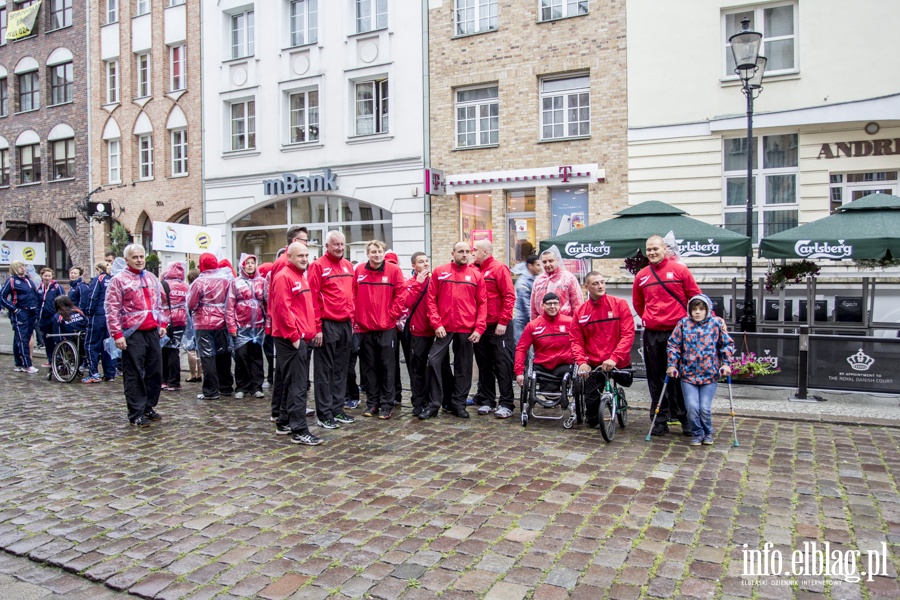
[648,265,686,307]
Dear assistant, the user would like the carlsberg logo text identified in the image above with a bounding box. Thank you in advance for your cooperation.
[678,239,720,257]
[565,242,611,258]
[794,239,853,259]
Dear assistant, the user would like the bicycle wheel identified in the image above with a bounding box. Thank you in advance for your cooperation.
[616,387,628,428]
[599,391,616,442]
[52,340,79,383]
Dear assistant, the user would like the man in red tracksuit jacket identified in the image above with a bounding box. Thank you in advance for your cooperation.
[270,242,322,446]
[571,272,636,427]
[422,241,487,420]
[354,240,406,420]
[472,239,517,418]
[632,235,703,436]
[514,292,575,394]
[308,230,356,430]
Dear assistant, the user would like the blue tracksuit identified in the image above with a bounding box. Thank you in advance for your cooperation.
[68,278,89,310]
[38,281,65,363]
[84,273,116,378]
[1,275,41,368]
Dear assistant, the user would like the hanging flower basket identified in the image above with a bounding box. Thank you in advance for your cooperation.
[729,351,781,379]
[624,251,649,275]
[764,260,820,293]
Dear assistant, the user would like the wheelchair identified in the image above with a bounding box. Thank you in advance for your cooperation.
[46,331,86,383]
[519,358,579,429]
[572,367,632,442]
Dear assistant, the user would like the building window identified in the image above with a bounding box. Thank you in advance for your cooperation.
[290,0,318,46]
[19,144,41,184]
[170,0,185,5]
[106,60,119,103]
[136,0,149,16]
[0,150,9,186]
[230,100,256,150]
[455,0,497,35]
[51,138,75,179]
[356,0,387,34]
[829,172,899,212]
[107,0,118,23]
[460,193,491,246]
[539,0,587,21]
[289,89,319,143]
[171,129,187,175]
[50,62,73,105]
[18,72,40,112]
[723,133,798,242]
[108,139,121,184]
[170,45,186,91]
[506,189,536,269]
[455,85,498,148]
[0,78,7,116]
[1,7,8,44]
[50,0,73,29]
[355,79,388,136]
[136,52,151,98]
[138,134,153,179]
[540,75,589,140]
[231,10,255,59]
[725,3,796,76]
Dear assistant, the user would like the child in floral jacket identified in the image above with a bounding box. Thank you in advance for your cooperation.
[666,294,734,446]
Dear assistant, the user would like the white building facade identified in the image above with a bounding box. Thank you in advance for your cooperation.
[202,0,426,264]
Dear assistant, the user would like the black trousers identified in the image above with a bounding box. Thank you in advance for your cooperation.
[234,341,264,393]
[274,338,311,434]
[346,333,361,401]
[161,326,184,387]
[643,328,687,425]
[394,333,403,403]
[271,347,284,419]
[426,333,474,414]
[408,334,452,413]
[473,323,515,411]
[263,334,275,384]
[122,329,162,423]
[197,329,233,398]
[359,329,396,411]
[314,319,352,421]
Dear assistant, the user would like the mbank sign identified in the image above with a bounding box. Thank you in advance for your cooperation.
[263,169,338,195]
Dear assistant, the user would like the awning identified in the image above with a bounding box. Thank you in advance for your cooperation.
[6,1,42,41]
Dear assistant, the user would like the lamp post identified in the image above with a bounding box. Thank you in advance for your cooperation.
[729,18,766,333]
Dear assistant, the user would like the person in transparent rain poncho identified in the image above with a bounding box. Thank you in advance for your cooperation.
[226,254,267,399]
[186,253,235,400]
[160,261,189,391]
[104,244,168,427]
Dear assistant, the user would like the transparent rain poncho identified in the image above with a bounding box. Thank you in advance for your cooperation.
[663,231,683,263]
[24,264,42,287]
[228,254,265,349]
[187,266,234,358]
[160,261,188,349]
[103,265,165,341]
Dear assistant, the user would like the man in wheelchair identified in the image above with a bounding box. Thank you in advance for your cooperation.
[570,272,635,427]
[514,293,575,404]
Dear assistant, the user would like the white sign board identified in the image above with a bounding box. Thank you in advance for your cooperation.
[0,240,47,265]
[152,221,222,255]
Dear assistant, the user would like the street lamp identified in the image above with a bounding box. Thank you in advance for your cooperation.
[729,17,766,332]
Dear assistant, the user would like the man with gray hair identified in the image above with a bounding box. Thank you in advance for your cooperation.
[308,230,357,430]
[530,249,583,320]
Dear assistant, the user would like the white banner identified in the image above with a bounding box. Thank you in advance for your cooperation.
[152,221,222,255]
[0,240,47,265]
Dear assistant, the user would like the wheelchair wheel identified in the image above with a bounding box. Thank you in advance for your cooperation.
[616,387,628,428]
[52,339,79,383]
[599,391,616,442]
[561,374,576,429]
[573,376,585,425]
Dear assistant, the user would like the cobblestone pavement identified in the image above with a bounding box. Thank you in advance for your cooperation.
[1,353,899,599]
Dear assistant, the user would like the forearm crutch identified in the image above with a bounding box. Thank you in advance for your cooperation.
[645,374,670,442]
[726,375,739,447]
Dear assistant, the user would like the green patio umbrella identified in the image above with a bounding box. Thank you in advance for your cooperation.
[759,193,900,260]
[538,200,751,259]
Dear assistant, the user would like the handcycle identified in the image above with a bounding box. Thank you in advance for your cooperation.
[519,357,579,429]
[573,366,633,442]
[46,331,86,383]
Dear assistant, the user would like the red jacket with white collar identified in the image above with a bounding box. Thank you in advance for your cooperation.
[514,313,574,375]
[403,273,434,337]
[270,262,315,343]
[632,257,702,331]
[426,261,487,335]
[307,252,355,331]
[570,294,635,368]
[476,255,515,326]
[353,260,406,332]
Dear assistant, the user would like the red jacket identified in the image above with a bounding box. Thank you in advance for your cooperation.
[403,274,434,337]
[226,271,266,334]
[105,267,166,340]
[570,294,635,368]
[427,261,487,335]
[632,257,703,331]
[186,269,231,330]
[160,262,188,327]
[269,247,290,280]
[514,313,574,375]
[354,260,406,332]
[307,253,355,331]
[270,262,316,343]
[476,255,515,326]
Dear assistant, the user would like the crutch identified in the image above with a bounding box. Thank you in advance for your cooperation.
[645,374,670,442]
[726,375,739,447]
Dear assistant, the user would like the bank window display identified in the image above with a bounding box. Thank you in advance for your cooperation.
[456,85,498,148]
[723,133,798,242]
[506,189,535,269]
[550,186,589,276]
[724,3,796,76]
[460,193,492,247]
[540,75,590,140]
[539,0,588,22]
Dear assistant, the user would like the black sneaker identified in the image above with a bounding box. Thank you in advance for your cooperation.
[130,416,150,427]
[651,422,669,436]
[275,424,291,435]
[334,412,355,424]
[291,432,323,446]
[317,418,340,430]
[145,410,162,421]
[378,408,394,420]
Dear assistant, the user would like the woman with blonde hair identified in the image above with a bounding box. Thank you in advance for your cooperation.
[1,261,41,373]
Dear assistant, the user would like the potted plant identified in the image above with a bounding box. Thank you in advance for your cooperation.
[764,260,820,293]
[729,351,781,380]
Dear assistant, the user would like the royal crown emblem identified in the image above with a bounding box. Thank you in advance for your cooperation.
[846,349,875,372]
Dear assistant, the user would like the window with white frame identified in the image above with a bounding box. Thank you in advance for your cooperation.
[354,79,388,136]
[540,75,589,140]
[0,149,9,186]
[170,45,186,91]
[138,134,153,179]
[107,139,121,184]
[136,53,151,97]
[289,89,319,143]
[106,0,118,23]
[50,62,73,105]
[539,0,587,22]
[231,10,255,59]
[18,72,40,112]
[356,0,387,34]
[455,85,498,148]
[723,133,798,242]
[50,0,73,30]
[455,0,497,36]
[0,78,7,116]
[170,0,185,5]
[724,3,796,76]
[51,138,75,179]
[290,0,318,46]
[0,7,7,45]
[829,172,899,213]
[229,99,256,150]
[19,143,41,184]
[136,0,149,16]
[106,60,119,103]
[171,129,187,175]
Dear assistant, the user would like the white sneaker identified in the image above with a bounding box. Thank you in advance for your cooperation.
[494,406,513,419]
[478,405,493,415]
[234,391,245,399]
[13,367,24,372]
[262,381,271,389]
[25,366,40,374]
[306,408,315,416]
[253,390,265,398]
